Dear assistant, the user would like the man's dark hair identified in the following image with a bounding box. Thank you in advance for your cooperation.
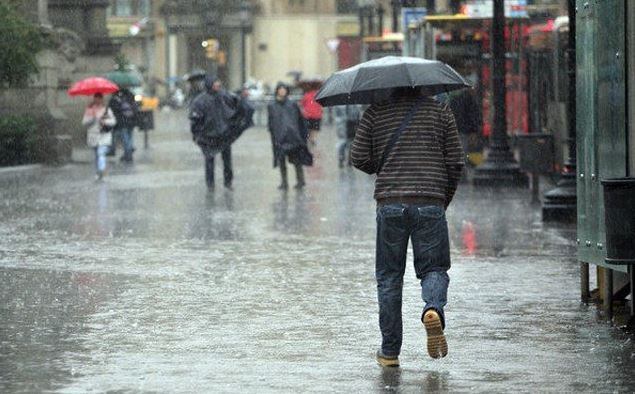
[204,75,220,92]
[392,86,422,98]
[275,82,289,96]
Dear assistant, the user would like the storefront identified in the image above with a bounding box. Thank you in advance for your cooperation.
[577,0,634,321]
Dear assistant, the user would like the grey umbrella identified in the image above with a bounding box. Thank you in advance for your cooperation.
[315,56,470,106]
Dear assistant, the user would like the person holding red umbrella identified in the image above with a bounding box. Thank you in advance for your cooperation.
[81,93,116,181]
[69,77,118,181]
[300,83,323,147]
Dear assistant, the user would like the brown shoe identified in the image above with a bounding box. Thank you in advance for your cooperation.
[423,310,448,359]
[376,350,399,367]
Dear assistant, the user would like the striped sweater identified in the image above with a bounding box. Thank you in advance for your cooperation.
[351,96,465,206]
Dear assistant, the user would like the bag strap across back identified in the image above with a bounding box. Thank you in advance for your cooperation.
[376,96,426,174]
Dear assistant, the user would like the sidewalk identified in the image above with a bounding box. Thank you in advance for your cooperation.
[1,112,634,393]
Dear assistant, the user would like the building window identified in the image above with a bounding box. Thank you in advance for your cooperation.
[289,0,306,11]
[336,0,358,14]
[109,0,151,17]
[115,0,133,16]
[138,0,150,16]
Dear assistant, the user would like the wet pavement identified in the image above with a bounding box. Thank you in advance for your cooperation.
[1,110,634,393]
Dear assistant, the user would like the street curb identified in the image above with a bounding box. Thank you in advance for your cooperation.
[0,164,43,177]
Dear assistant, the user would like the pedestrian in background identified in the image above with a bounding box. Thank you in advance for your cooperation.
[351,87,464,367]
[334,104,362,168]
[82,93,116,181]
[108,88,139,163]
[236,87,255,133]
[300,87,322,147]
[189,76,237,190]
[268,82,312,190]
[447,87,482,170]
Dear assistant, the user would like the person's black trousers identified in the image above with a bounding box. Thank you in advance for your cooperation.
[279,156,304,188]
[202,146,233,188]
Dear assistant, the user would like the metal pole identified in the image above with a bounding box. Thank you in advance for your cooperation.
[531,173,540,205]
[604,268,614,322]
[473,0,527,186]
[492,1,508,153]
[567,0,577,170]
[581,262,590,303]
[630,265,634,317]
[368,7,375,37]
[426,0,436,14]
[378,5,385,37]
[628,264,635,319]
[165,24,172,92]
[359,7,366,38]
[541,0,577,221]
[509,19,517,134]
[391,1,399,33]
[241,25,246,87]
[516,21,523,135]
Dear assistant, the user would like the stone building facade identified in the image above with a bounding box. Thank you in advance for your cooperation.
[0,0,120,160]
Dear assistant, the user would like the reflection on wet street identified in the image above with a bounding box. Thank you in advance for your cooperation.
[1,111,634,393]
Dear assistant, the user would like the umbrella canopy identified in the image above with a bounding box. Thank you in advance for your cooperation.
[184,69,206,82]
[67,77,119,96]
[315,56,471,106]
[104,70,143,89]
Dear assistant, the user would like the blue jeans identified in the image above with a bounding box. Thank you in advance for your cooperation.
[376,203,451,357]
[94,145,109,174]
[337,137,353,163]
[116,127,134,159]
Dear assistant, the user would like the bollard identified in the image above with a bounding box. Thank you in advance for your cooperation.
[581,262,590,303]
[604,268,614,322]
[530,172,540,205]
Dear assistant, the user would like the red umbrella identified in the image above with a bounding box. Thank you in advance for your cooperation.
[68,77,119,96]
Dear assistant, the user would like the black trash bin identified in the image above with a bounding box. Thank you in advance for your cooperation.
[602,177,635,264]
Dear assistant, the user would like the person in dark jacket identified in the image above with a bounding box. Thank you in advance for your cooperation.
[189,76,237,190]
[351,87,464,367]
[447,88,482,169]
[108,88,139,163]
[267,83,312,190]
[334,104,362,168]
[236,87,255,133]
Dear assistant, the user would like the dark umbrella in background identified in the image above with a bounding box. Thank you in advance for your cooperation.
[315,56,470,106]
[184,69,207,105]
[184,69,207,82]
[103,70,143,89]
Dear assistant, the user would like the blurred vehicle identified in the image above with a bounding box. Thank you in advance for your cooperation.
[131,87,160,111]
[130,86,158,147]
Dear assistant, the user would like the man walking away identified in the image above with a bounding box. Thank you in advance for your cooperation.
[109,88,139,163]
[189,76,237,190]
[351,87,464,367]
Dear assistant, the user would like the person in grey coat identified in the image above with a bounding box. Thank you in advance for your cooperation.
[267,82,312,190]
[334,104,362,168]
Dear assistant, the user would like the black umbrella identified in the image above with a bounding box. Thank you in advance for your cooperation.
[185,69,207,82]
[315,56,470,106]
